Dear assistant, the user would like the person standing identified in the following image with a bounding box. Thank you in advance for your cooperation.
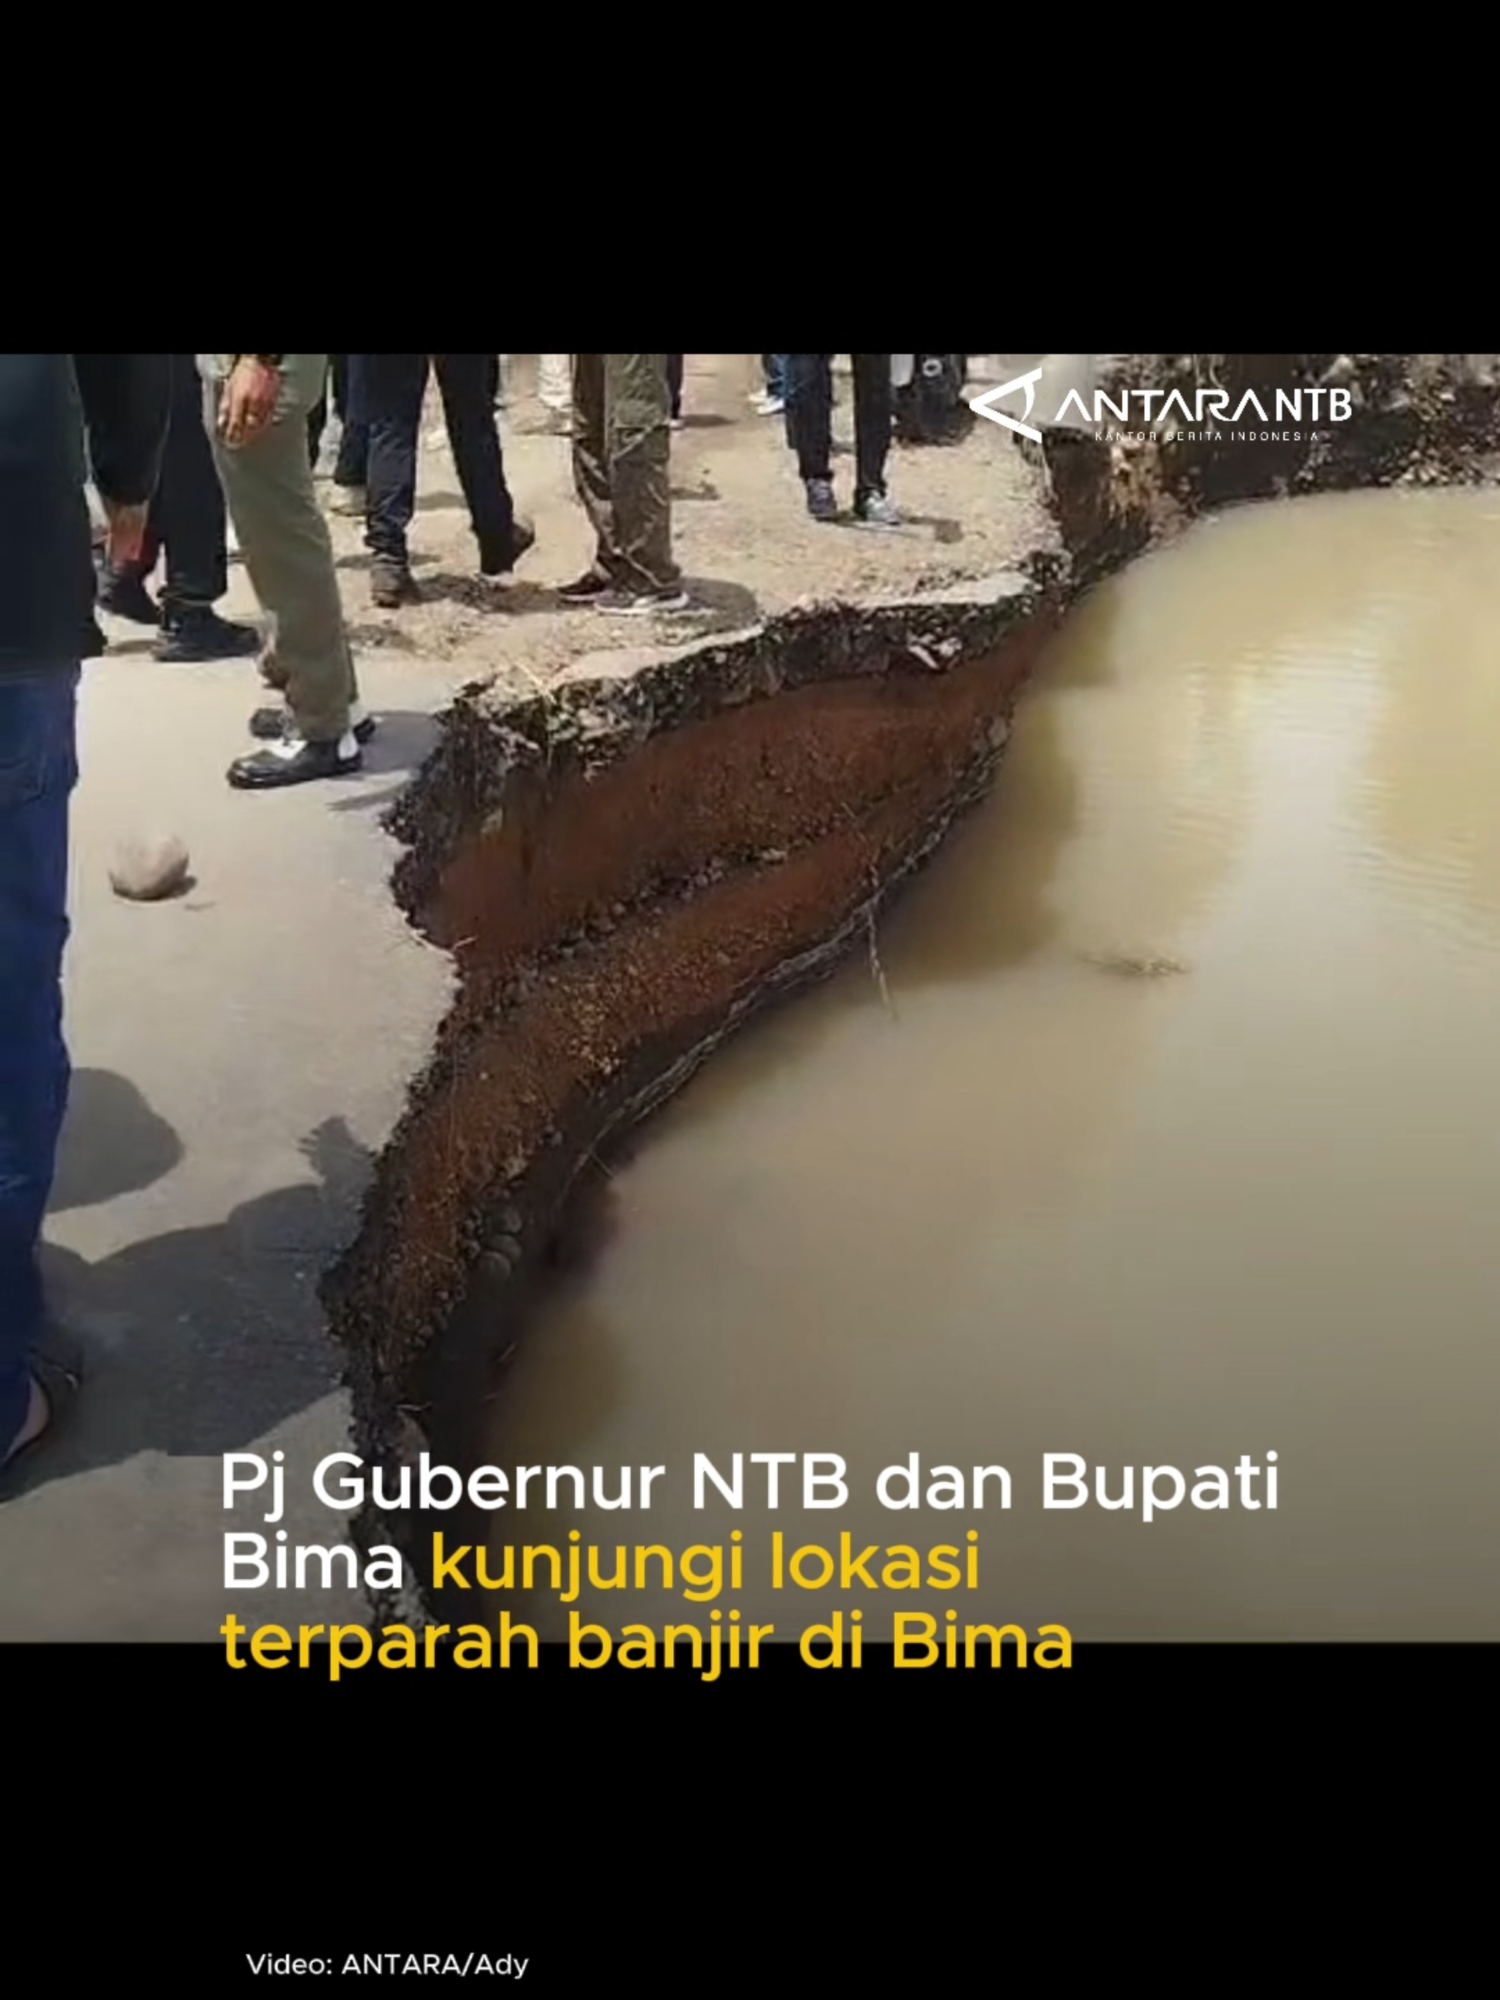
[560,355,688,615]
[752,355,787,415]
[668,354,685,429]
[784,354,900,526]
[1,354,169,1485]
[200,354,372,789]
[96,353,261,663]
[306,355,333,467]
[358,353,533,608]
[538,354,571,433]
[308,354,370,512]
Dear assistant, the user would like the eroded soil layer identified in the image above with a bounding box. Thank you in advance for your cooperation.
[319,353,1500,1622]
[320,568,1065,1617]
[1040,353,1500,586]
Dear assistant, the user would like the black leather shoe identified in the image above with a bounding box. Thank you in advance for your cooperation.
[248,705,377,745]
[479,518,536,580]
[155,611,261,663]
[227,735,362,790]
[98,572,160,626]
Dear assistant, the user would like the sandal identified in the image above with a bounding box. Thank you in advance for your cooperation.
[0,1351,82,1495]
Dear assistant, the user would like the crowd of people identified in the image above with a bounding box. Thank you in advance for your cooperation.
[0,351,960,1487]
[86,355,920,795]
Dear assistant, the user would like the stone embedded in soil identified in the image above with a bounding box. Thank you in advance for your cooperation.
[109,836,190,903]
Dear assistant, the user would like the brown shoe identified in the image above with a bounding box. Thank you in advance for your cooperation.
[371,559,418,608]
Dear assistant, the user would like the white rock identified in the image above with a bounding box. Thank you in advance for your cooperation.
[109,835,190,903]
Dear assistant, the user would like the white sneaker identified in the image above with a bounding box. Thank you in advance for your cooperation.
[854,493,902,529]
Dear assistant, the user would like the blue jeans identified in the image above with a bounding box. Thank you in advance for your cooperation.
[0,668,78,1455]
[763,354,786,398]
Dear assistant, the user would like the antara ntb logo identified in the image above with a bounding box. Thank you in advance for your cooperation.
[969,366,1354,441]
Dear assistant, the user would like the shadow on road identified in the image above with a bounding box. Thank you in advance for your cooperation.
[29,1092,371,1500]
[321,707,444,816]
[50,1070,183,1214]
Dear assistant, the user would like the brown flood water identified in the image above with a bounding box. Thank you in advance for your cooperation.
[480,487,1500,1641]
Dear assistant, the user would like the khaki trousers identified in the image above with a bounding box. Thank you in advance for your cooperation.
[569,355,680,593]
[199,355,358,743]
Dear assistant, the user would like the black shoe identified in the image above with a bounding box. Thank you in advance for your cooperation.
[370,559,418,608]
[595,587,692,616]
[155,610,262,663]
[248,704,377,745]
[227,733,363,790]
[557,569,614,604]
[478,517,536,582]
[98,572,160,626]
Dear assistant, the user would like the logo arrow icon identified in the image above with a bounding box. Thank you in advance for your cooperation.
[969,367,1045,442]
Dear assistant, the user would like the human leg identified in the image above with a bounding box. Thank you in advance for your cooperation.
[433,353,520,574]
[208,362,362,779]
[601,354,682,600]
[0,668,79,1467]
[561,354,624,598]
[361,352,428,598]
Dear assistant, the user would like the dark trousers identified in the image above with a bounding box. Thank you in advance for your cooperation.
[121,352,228,616]
[307,355,369,485]
[668,353,684,420]
[785,354,893,502]
[362,354,516,569]
[0,668,77,1456]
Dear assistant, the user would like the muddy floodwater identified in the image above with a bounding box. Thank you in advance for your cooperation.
[481,488,1500,1641]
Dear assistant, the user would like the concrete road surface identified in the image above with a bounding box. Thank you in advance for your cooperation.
[0,611,473,1639]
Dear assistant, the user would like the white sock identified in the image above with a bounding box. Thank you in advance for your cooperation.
[269,728,358,761]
